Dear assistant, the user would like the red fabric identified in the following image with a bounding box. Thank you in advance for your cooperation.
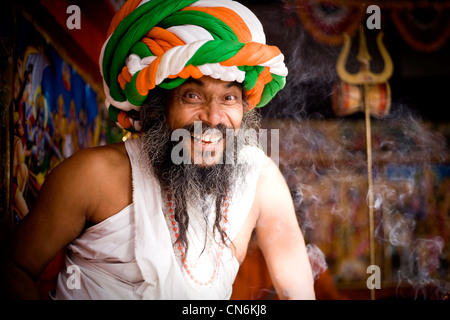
[36,249,65,300]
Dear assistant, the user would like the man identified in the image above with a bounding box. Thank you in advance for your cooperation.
[1,0,315,299]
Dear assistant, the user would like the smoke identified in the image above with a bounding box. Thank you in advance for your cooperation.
[274,107,449,298]
[386,212,415,247]
[279,104,449,298]
[262,75,450,298]
[306,243,328,280]
[244,1,450,299]
[396,237,450,299]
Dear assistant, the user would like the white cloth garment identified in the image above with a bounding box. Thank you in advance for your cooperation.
[52,137,265,299]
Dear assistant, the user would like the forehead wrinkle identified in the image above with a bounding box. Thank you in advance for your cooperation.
[183,77,241,90]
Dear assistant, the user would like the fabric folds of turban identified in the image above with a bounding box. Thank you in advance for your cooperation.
[100,0,288,132]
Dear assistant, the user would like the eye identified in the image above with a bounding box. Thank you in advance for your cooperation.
[223,94,239,104]
[181,91,201,103]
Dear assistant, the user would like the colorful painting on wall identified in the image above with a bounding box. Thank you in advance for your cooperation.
[10,17,115,223]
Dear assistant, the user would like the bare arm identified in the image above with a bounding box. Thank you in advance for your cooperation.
[0,144,130,299]
[254,156,315,300]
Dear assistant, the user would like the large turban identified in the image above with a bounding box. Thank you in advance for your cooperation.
[100,0,288,132]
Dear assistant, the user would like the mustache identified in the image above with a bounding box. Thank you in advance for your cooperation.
[179,122,231,137]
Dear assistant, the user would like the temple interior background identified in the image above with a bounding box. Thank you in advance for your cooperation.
[1,0,449,300]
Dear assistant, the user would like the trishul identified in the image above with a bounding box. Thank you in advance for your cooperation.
[337,25,393,85]
[335,25,393,301]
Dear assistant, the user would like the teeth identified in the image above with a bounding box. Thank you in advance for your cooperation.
[191,132,222,143]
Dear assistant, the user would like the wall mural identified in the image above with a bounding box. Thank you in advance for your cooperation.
[9,17,119,223]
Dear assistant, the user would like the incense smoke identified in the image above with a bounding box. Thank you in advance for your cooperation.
[250,1,450,299]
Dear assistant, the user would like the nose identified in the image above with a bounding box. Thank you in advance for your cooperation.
[197,100,224,127]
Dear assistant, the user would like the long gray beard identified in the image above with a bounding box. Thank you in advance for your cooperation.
[139,110,261,252]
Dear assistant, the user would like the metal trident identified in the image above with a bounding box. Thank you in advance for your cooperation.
[336,24,393,300]
[337,25,393,85]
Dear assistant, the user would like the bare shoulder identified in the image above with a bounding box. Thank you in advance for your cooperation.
[254,154,293,219]
[260,155,281,175]
[61,142,129,173]
[45,143,129,199]
[42,142,132,223]
[256,155,287,192]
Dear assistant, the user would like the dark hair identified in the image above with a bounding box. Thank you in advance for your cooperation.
[139,86,170,133]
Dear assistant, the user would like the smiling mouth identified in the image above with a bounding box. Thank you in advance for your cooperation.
[191,132,223,145]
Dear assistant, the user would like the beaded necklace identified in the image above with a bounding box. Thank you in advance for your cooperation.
[164,191,230,286]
